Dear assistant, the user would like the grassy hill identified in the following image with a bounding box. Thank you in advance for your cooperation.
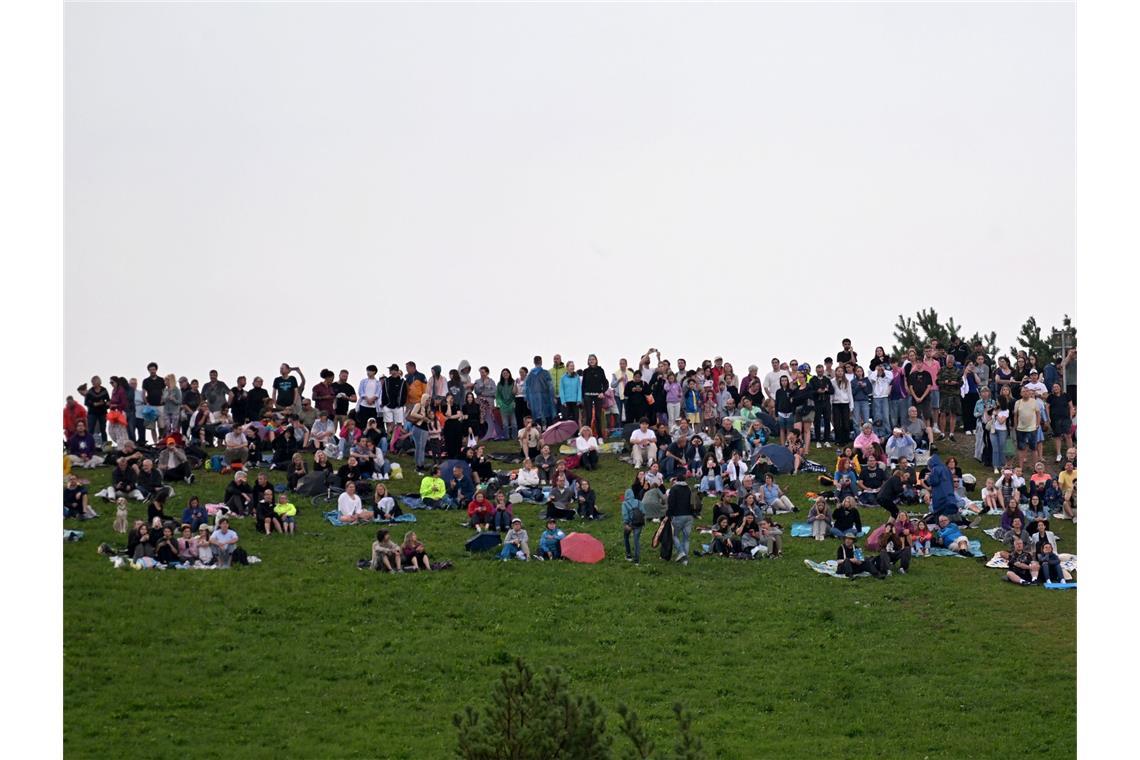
[63,435,1075,758]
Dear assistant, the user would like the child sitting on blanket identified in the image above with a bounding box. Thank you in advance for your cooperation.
[913,520,933,557]
[807,497,831,541]
[538,519,565,560]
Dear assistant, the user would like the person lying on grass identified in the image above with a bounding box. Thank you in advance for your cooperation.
[1005,538,1040,585]
[500,518,530,561]
[337,481,374,524]
[371,529,404,573]
[538,519,565,560]
[933,514,972,557]
[402,531,431,571]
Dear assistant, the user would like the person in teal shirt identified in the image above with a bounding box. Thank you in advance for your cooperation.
[538,518,566,560]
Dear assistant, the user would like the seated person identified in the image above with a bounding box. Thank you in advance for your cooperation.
[710,516,739,557]
[193,524,215,565]
[176,524,198,563]
[67,420,104,469]
[274,493,297,535]
[499,518,530,561]
[575,478,600,520]
[63,474,96,520]
[419,465,447,508]
[699,457,724,495]
[270,426,301,470]
[223,424,252,464]
[1036,541,1064,584]
[760,473,796,514]
[446,465,476,508]
[154,525,181,564]
[904,407,931,449]
[286,453,309,492]
[831,496,863,538]
[309,410,338,451]
[534,445,557,484]
[538,519,565,560]
[1005,537,1040,585]
[255,487,282,534]
[836,534,882,578]
[401,531,432,571]
[157,442,194,485]
[629,419,658,469]
[545,474,576,520]
[736,512,763,554]
[371,529,403,572]
[209,518,240,568]
[108,458,140,501]
[336,481,373,524]
[722,452,749,493]
[337,456,366,490]
[223,470,254,516]
[467,490,494,531]
[885,428,917,463]
[490,491,513,532]
[754,518,784,558]
[373,483,400,521]
[643,462,664,489]
[510,459,544,502]
[181,496,208,531]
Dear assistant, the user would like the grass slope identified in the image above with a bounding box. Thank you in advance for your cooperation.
[64,437,1075,758]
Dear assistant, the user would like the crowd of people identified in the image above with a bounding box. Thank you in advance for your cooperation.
[65,338,1077,581]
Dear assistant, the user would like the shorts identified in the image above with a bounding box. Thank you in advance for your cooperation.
[1016,430,1037,450]
[281,516,295,524]
[930,389,941,409]
[914,398,932,418]
[939,393,961,415]
[778,413,795,432]
[383,407,406,425]
[1052,418,1072,436]
[797,409,815,424]
[686,412,701,424]
[1011,566,1032,582]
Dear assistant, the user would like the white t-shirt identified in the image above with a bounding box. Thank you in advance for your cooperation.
[337,492,363,518]
[574,436,599,454]
[993,408,1010,431]
[224,429,247,448]
[630,429,656,448]
[1023,381,1048,397]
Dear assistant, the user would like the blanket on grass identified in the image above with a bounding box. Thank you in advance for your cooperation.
[803,559,872,579]
[982,527,1063,545]
[985,552,1077,573]
[64,529,85,542]
[323,510,417,527]
[790,523,869,538]
[928,540,984,558]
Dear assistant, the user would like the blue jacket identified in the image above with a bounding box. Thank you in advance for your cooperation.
[926,454,957,515]
[559,373,582,404]
[525,366,556,421]
[620,488,641,525]
[937,522,964,545]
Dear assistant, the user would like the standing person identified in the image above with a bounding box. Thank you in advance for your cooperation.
[245,377,270,422]
[160,374,182,436]
[666,477,694,565]
[62,393,87,440]
[810,364,834,448]
[355,365,382,427]
[381,364,408,438]
[406,393,433,473]
[763,358,788,401]
[851,365,872,433]
[513,367,530,432]
[1060,348,1077,405]
[906,359,933,436]
[496,369,518,441]
[202,370,229,414]
[887,358,910,433]
[141,362,165,440]
[611,358,635,424]
[937,355,963,441]
[273,364,306,416]
[961,361,979,437]
[623,374,649,426]
[525,356,556,427]
[1013,386,1042,471]
[84,376,110,445]
[550,355,567,418]
[331,369,357,427]
[471,366,501,440]
[558,361,581,424]
[621,487,645,563]
[580,354,608,437]
[228,376,249,426]
[1047,384,1075,463]
[830,371,853,446]
[310,369,337,418]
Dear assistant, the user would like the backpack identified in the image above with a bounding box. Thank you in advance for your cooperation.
[232,546,249,565]
[630,506,646,527]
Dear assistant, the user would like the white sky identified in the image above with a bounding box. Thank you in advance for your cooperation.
[64,1,1074,389]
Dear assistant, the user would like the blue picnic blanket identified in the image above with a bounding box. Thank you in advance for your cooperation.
[400,495,425,510]
[323,510,416,527]
[1043,581,1077,590]
[928,539,983,558]
[790,523,869,538]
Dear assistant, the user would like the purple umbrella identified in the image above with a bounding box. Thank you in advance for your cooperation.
[541,420,579,445]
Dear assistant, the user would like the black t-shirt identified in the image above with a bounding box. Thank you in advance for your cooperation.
[142,375,165,406]
[1047,393,1071,422]
[861,466,885,490]
[837,350,854,364]
[333,382,355,416]
[273,376,298,407]
[182,388,200,409]
[809,377,831,405]
[229,386,247,420]
[64,486,86,511]
[907,369,932,398]
[246,387,269,419]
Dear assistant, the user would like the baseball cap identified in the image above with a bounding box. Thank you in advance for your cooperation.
[389,364,400,371]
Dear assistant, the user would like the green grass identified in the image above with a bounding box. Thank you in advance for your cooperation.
[64,436,1075,758]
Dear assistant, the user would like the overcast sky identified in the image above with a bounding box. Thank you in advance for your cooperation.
[64,1,1073,389]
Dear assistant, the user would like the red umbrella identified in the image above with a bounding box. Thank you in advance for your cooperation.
[560,532,605,564]
[541,420,579,445]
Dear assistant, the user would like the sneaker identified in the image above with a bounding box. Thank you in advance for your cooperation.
[1055,454,1063,463]
[824,442,832,448]
[1020,579,1031,586]
[898,567,907,574]
[815,442,822,449]
[965,430,973,436]
[185,474,195,485]
[949,434,956,442]
[674,553,688,563]
[934,426,942,435]
[625,555,634,562]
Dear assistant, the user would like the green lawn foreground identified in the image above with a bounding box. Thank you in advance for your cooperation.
[63,437,1076,759]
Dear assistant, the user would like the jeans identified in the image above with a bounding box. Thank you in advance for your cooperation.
[889,398,910,431]
[623,524,643,562]
[852,400,871,431]
[410,427,429,468]
[501,409,518,441]
[871,398,890,438]
[671,515,693,558]
[491,510,513,532]
[829,526,858,539]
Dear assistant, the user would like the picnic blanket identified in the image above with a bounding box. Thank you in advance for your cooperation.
[985,552,1077,574]
[63,529,85,542]
[790,523,869,538]
[323,510,417,527]
[982,527,1063,545]
[803,559,872,579]
[928,539,984,558]
[800,460,829,474]
[1043,581,1077,590]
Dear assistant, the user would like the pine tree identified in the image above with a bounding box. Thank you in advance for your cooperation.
[1010,314,1076,362]
[889,309,997,358]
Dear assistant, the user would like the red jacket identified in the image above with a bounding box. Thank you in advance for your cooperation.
[467,497,492,518]
[64,402,87,437]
